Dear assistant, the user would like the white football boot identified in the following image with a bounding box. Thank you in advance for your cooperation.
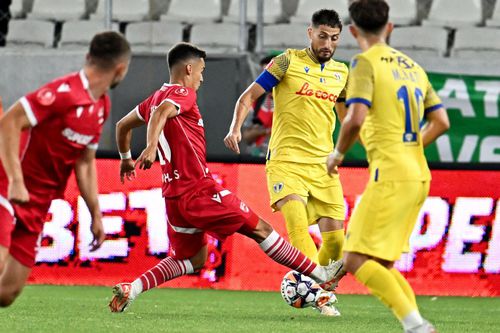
[109,283,135,313]
[405,320,437,333]
[313,290,341,317]
[319,259,347,291]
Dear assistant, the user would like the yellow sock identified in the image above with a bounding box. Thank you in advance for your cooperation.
[280,200,318,262]
[317,229,344,265]
[354,260,417,321]
[390,268,418,308]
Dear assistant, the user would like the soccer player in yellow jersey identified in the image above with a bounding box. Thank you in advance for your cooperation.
[327,1,450,332]
[225,9,347,316]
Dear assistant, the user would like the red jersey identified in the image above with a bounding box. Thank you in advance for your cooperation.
[0,70,110,198]
[136,83,209,198]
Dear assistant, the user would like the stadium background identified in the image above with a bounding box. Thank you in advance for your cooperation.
[0,0,499,297]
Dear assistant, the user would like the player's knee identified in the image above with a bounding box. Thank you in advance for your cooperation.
[343,252,368,274]
[0,288,21,307]
[245,219,273,243]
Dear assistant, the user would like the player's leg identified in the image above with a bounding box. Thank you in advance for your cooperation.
[0,220,40,307]
[316,218,344,264]
[276,196,318,260]
[109,228,206,312]
[307,164,346,265]
[267,161,317,260]
[237,218,342,286]
[344,252,425,332]
[0,255,31,307]
[343,181,431,332]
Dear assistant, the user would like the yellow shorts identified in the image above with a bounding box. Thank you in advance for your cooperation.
[344,180,430,261]
[265,160,345,224]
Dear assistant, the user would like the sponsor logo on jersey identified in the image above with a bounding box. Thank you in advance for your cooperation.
[61,128,94,145]
[36,88,56,106]
[240,201,249,213]
[197,118,204,127]
[174,87,189,96]
[273,182,284,193]
[295,82,338,102]
[304,66,310,73]
[211,193,222,203]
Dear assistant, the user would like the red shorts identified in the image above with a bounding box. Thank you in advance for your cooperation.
[166,181,259,260]
[0,187,52,267]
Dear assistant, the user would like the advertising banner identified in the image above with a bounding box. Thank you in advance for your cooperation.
[29,160,500,296]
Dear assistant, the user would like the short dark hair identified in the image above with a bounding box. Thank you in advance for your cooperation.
[349,0,389,33]
[311,9,343,31]
[167,42,207,70]
[88,31,131,69]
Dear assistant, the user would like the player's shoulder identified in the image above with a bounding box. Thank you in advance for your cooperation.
[30,71,92,107]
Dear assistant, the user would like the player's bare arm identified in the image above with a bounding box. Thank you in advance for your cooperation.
[135,101,178,170]
[0,102,32,204]
[334,101,347,122]
[327,103,369,174]
[116,109,145,183]
[224,82,266,154]
[75,148,105,251]
[421,107,450,147]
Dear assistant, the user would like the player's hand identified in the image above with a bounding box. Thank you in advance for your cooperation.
[224,129,241,154]
[8,179,30,204]
[89,216,105,252]
[326,153,342,175]
[120,159,136,184]
[135,145,157,170]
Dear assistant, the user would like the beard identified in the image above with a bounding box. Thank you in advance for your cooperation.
[313,47,335,63]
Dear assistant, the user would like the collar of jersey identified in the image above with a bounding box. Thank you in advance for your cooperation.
[79,69,98,102]
[305,48,331,66]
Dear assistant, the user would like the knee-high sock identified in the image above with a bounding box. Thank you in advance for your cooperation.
[354,260,423,330]
[390,268,417,308]
[317,229,344,265]
[131,257,194,297]
[280,200,318,262]
[259,230,326,282]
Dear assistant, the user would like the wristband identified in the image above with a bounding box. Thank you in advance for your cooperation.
[119,150,132,160]
[331,148,345,161]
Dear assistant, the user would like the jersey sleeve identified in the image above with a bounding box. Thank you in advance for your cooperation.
[136,95,153,122]
[255,50,291,92]
[19,81,67,127]
[423,80,444,117]
[87,95,111,150]
[346,55,374,108]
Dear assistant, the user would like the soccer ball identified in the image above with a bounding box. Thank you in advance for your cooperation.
[280,270,322,308]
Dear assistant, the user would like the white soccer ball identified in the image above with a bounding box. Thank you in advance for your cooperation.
[280,270,322,308]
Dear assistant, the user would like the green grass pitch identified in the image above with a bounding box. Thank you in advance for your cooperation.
[1,285,499,333]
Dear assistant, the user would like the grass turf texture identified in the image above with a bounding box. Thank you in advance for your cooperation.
[1,285,499,333]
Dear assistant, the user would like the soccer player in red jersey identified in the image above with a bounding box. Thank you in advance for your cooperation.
[110,42,343,313]
[0,31,131,307]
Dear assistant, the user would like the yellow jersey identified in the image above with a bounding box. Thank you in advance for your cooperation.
[346,43,443,181]
[255,48,349,164]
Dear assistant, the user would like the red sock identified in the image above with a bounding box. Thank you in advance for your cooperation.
[139,257,194,291]
[259,230,317,276]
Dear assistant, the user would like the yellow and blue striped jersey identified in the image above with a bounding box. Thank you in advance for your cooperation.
[255,48,348,164]
[346,43,443,181]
